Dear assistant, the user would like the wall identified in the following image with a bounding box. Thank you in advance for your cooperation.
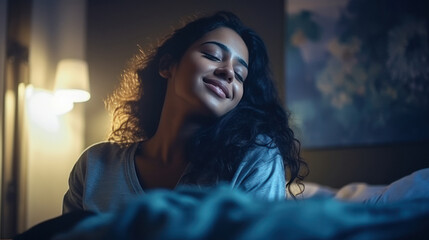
[0,0,8,234]
[25,0,87,230]
[284,1,429,188]
[303,142,429,188]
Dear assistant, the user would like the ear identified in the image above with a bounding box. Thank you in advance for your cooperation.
[159,54,174,79]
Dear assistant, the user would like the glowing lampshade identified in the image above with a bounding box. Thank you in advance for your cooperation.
[54,59,90,102]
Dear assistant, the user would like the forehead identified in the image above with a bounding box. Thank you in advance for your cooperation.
[193,27,249,63]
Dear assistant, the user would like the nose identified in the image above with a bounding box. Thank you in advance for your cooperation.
[214,63,234,83]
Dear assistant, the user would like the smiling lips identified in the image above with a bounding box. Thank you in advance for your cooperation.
[203,78,231,99]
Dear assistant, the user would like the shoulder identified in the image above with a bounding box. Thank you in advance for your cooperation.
[244,135,281,164]
[231,135,286,200]
[72,141,139,173]
[79,141,137,162]
[254,134,275,146]
[234,134,285,181]
[67,141,140,194]
[81,141,124,156]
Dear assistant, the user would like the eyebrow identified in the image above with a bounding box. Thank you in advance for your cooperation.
[201,41,249,69]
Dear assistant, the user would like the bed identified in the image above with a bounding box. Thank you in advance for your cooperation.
[15,168,429,240]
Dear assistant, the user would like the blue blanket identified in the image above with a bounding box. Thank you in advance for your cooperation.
[53,185,429,240]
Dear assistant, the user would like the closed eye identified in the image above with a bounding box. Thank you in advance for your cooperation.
[235,72,244,82]
[202,51,245,82]
[202,52,221,62]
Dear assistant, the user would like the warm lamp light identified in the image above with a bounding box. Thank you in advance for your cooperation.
[54,59,90,102]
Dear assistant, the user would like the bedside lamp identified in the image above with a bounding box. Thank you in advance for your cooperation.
[54,59,90,103]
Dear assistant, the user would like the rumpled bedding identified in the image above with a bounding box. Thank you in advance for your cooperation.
[298,168,429,203]
[53,169,429,240]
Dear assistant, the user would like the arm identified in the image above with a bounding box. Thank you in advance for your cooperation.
[62,152,87,213]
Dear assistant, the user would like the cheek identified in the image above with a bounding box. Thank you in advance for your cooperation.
[177,56,207,82]
[226,85,244,112]
[235,85,244,103]
[173,61,200,92]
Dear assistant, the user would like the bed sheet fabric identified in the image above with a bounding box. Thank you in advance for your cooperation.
[13,168,428,240]
[298,168,429,203]
[365,168,429,204]
[53,184,429,240]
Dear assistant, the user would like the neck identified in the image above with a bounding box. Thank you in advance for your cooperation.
[140,87,213,165]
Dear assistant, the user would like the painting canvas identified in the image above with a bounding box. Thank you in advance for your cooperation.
[285,0,429,148]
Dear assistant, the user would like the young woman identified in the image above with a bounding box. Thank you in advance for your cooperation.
[63,11,308,213]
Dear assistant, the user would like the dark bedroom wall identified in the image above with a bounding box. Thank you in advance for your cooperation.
[303,142,429,188]
[85,1,429,188]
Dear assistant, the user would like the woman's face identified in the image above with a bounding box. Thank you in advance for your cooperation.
[167,27,249,117]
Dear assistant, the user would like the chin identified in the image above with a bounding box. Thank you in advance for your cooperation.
[197,94,237,118]
[208,106,234,118]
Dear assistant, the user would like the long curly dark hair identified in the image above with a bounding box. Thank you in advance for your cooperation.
[106,11,308,196]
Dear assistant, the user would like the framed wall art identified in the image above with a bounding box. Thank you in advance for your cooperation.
[285,0,429,148]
